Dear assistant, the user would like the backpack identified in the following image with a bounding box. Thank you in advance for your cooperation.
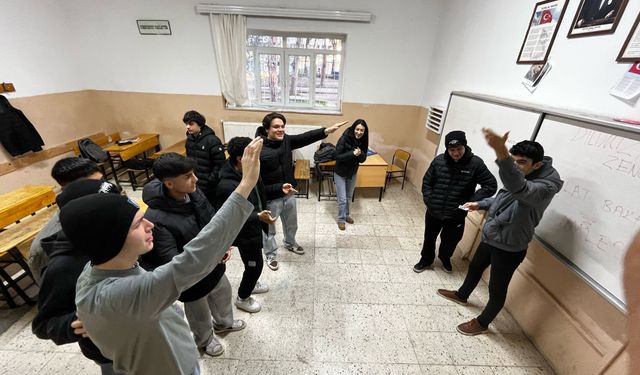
[78,138,109,163]
[313,142,336,164]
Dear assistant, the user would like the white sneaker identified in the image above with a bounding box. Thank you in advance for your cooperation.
[252,281,269,294]
[203,340,224,357]
[235,296,261,313]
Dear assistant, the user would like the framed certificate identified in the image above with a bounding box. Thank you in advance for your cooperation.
[617,12,640,62]
[517,0,569,64]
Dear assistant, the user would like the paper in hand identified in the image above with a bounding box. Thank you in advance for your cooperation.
[458,205,469,211]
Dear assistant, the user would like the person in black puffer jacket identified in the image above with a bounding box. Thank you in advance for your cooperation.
[414,130,497,273]
[183,110,225,203]
[32,179,123,375]
[141,153,245,358]
[334,119,368,230]
[255,112,347,271]
[215,137,275,313]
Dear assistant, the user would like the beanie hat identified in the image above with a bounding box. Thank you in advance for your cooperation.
[445,130,467,148]
[56,179,121,208]
[59,194,139,265]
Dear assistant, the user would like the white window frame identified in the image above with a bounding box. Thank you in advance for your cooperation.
[244,29,346,114]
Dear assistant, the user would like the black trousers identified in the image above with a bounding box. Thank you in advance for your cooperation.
[456,242,527,327]
[237,244,264,299]
[420,210,466,264]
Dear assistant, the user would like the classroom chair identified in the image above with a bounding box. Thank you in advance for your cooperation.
[385,149,411,190]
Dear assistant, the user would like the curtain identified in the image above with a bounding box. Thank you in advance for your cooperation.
[210,14,250,107]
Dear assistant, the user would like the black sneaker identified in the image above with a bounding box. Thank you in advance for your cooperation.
[441,258,453,273]
[413,260,433,273]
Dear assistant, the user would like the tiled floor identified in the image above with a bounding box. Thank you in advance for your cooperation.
[0,182,555,374]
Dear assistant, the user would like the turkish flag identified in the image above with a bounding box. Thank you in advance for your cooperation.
[630,63,640,75]
[540,10,553,24]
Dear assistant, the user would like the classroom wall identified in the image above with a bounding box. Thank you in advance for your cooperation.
[0,0,440,192]
[419,1,640,373]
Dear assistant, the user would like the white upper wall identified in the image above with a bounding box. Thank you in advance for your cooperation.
[1,0,444,106]
[0,1,88,96]
[422,0,640,118]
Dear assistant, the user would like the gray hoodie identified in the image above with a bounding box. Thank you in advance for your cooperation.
[75,192,253,375]
[478,156,563,253]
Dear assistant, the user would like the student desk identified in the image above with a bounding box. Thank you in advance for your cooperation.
[317,154,389,202]
[104,133,160,161]
[0,185,56,229]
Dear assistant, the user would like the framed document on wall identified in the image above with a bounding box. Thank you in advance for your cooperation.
[567,0,629,38]
[617,12,640,62]
[517,0,569,64]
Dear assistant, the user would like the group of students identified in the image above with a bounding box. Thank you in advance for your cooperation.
[25,106,570,374]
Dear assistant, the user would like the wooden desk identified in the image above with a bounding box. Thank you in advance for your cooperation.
[151,139,186,158]
[104,133,160,161]
[0,185,56,229]
[317,153,388,201]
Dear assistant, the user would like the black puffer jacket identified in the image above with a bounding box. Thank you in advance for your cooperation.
[185,125,225,199]
[32,231,111,364]
[215,159,268,248]
[335,129,367,178]
[140,179,225,302]
[255,126,327,200]
[422,146,497,220]
[0,95,44,156]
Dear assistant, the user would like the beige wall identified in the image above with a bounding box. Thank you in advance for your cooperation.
[1,90,434,194]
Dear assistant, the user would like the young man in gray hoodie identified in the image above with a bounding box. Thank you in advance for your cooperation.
[59,138,263,375]
[437,128,563,336]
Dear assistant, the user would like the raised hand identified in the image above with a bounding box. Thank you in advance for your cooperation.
[325,120,349,134]
[236,137,263,198]
[482,128,510,160]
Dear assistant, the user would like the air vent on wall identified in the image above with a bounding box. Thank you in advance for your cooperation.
[426,106,445,134]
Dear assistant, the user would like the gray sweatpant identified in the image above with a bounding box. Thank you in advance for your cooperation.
[184,274,234,348]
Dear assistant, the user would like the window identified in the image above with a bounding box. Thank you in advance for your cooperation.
[244,31,345,113]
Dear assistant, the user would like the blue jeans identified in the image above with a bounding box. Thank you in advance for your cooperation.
[262,194,298,259]
[334,173,356,224]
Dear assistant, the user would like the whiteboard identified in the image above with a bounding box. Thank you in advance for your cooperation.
[535,116,640,308]
[222,121,323,166]
[439,95,542,189]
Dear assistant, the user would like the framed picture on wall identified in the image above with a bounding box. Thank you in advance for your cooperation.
[517,0,569,64]
[617,12,640,62]
[567,0,629,38]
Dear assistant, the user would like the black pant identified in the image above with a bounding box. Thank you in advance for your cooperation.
[420,210,466,264]
[456,242,527,327]
[237,244,264,299]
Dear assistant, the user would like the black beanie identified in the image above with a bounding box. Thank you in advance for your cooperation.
[56,179,121,208]
[60,194,139,265]
[445,130,467,148]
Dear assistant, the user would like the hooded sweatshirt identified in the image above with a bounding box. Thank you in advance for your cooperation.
[75,192,253,375]
[478,156,563,252]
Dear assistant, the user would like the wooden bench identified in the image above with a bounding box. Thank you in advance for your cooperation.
[294,159,310,199]
[0,203,57,308]
[151,139,186,158]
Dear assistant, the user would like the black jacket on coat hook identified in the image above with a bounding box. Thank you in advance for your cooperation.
[0,95,44,156]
